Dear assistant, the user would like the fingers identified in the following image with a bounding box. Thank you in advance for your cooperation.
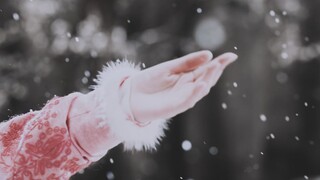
[160,50,213,74]
[166,81,207,118]
[193,52,238,97]
[214,52,238,69]
[197,52,237,83]
[138,50,212,85]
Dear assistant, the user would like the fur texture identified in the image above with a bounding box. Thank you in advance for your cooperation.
[93,60,170,151]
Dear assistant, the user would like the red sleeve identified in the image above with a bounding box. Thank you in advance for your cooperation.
[0,93,90,180]
[0,60,170,179]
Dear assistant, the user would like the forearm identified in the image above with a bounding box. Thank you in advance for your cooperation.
[0,60,170,179]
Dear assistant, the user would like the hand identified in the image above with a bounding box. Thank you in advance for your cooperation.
[129,50,238,123]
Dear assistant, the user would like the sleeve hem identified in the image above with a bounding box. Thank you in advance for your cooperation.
[93,60,170,151]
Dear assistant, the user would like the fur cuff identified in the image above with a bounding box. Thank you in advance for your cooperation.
[93,60,170,151]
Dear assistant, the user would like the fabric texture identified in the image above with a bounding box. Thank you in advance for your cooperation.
[0,60,170,179]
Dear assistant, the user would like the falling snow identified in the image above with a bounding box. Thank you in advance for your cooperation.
[106,171,115,180]
[182,140,192,151]
[221,102,227,110]
[233,82,238,88]
[269,10,276,16]
[196,8,202,14]
[281,52,289,59]
[285,116,290,122]
[260,114,267,122]
[81,77,88,84]
[84,70,91,77]
[209,146,218,155]
[13,13,20,21]
[270,133,275,139]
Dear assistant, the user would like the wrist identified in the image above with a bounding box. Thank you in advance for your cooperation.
[119,76,151,127]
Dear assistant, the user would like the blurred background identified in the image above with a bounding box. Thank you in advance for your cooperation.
[0,0,319,179]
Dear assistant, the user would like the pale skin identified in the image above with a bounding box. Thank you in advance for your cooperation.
[130,50,238,123]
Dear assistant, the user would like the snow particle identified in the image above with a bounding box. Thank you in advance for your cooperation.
[75,37,80,42]
[249,154,254,158]
[253,164,259,170]
[304,102,308,107]
[67,32,72,38]
[295,136,300,141]
[285,116,290,122]
[281,52,289,59]
[270,133,275,139]
[269,10,276,16]
[276,72,288,84]
[221,102,227,110]
[309,141,315,145]
[282,11,287,16]
[275,18,280,24]
[127,19,131,23]
[260,114,267,122]
[233,82,238,88]
[109,158,114,164]
[65,58,70,62]
[84,70,91,77]
[209,146,218,155]
[234,46,238,50]
[81,77,88,84]
[304,175,309,179]
[295,113,299,117]
[142,63,146,68]
[260,152,264,155]
[227,90,232,95]
[282,43,287,49]
[90,50,98,58]
[196,8,202,14]
[181,140,192,151]
[106,171,115,180]
[13,13,20,21]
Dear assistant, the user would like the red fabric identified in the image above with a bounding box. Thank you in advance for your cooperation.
[0,93,93,179]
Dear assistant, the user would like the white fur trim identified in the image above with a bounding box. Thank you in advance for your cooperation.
[93,60,170,151]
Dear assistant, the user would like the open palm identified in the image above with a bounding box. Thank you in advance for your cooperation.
[130,51,238,123]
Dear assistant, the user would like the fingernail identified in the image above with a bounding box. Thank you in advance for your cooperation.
[225,53,238,62]
[220,53,238,67]
[203,50,213,60]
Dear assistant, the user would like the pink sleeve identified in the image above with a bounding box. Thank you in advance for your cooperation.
[0,60,169,179]
[0,94,91,179]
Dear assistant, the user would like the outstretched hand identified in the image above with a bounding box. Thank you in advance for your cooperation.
[129,51,238,123]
